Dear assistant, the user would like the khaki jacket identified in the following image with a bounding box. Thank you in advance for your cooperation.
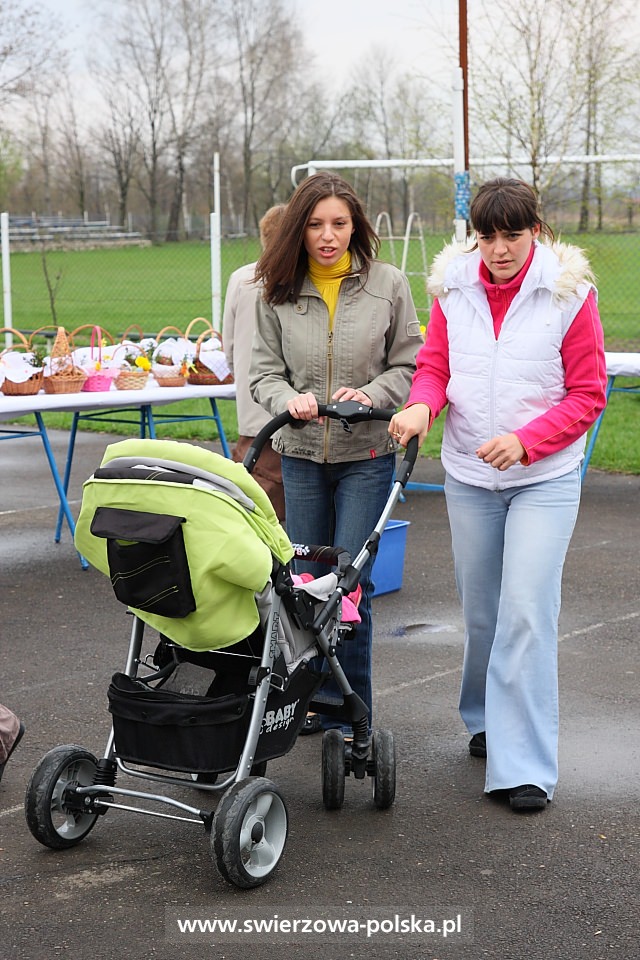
[222,261,273,437]
[250,258,422,463]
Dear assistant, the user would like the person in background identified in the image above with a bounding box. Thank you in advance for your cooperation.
[250,172,422,737]
[223,204,287,521]
[390,177,607,811]
[0,704,25,784]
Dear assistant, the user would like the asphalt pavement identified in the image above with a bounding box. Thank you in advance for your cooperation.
[0,427,638,960]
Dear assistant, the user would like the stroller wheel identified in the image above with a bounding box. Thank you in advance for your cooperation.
[321,729,346,810]
[211,777,288,888]
[370,729,396,810]
[25,745,100,849]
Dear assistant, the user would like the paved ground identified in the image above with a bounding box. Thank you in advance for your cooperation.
[0,428,639,959]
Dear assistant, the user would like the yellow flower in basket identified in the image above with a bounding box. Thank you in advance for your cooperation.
[135,355,152,372]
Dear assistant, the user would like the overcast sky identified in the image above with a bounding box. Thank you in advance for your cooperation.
[38,0,461,93]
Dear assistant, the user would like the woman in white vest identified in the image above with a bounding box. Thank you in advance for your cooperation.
[389,178,608,812]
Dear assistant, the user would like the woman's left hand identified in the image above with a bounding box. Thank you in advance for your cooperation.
[476,433,526,470]
[332,386,372,406]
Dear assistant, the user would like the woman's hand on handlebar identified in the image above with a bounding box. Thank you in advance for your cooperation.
[287,392,320,421]
[389,403,431,447]
[332,386,372,407]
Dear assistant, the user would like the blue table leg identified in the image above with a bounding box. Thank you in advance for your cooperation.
[35,412,88,570]
[581,375,615,481]
[209,397,231,458]
[55,411,80,543]
[143,405,157,438]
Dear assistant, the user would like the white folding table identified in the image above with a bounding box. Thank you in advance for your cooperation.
[0,381,236,566]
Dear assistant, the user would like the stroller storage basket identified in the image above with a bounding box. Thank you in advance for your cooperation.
[108,662,322,774]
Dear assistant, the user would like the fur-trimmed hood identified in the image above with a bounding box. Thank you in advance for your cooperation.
[427,238,595,307]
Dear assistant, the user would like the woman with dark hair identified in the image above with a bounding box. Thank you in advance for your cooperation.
[251,172,422,737]
[390,177,607,811]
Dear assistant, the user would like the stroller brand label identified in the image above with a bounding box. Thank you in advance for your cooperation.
[261,699,300,735]
[269,610,280,660]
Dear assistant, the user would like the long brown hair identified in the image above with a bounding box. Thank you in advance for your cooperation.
[255,173,380,305]
[470,178,555,242]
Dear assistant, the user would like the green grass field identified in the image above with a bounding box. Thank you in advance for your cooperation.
[3,235,639,473]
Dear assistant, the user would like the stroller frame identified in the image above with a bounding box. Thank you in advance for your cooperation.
[24,402,418,888]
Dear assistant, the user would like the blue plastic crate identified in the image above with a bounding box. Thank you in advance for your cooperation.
[372,519,410,596]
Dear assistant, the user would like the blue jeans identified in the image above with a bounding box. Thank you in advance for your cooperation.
[281,453,395,733]
[445,468,581,798]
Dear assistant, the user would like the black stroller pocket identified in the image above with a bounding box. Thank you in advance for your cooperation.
[108,672,249,773]
[90,506,196,617]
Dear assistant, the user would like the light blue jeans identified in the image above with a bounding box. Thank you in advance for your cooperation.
[281,453,395,733]
[444,468,581,798]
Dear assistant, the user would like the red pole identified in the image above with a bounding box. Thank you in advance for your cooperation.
[459,0,469,170]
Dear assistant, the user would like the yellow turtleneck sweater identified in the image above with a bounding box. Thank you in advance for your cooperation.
[307,250,352,326]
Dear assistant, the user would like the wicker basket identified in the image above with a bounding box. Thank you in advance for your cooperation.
[78,326,115,392]
[43,372,87,394]
[186,323,233,386]
[41,327,87,394]
[153,366,187,387]
[1,370,44,396]
[114,369,150,390]
[1,328,45,395]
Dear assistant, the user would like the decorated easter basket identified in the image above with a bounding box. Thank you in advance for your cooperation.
[113,339,153,390]
[0,328,44,396]
[114,367,149,390]
[37,326,87,394]
[151,325,189,386]
[185,318,233,386]
[71,325,117,392]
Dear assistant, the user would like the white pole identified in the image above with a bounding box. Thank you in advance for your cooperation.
[210,152,222,332]
[452,67,469,242]
[1,212,13,347]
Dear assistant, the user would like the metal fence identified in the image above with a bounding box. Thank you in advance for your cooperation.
[2,157,640,352]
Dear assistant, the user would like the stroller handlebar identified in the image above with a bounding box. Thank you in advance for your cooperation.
[242,401,419,484]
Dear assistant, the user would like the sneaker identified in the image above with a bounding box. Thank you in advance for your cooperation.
[469,731,487,758]
[509,784,548,812]
[0,721,25,784]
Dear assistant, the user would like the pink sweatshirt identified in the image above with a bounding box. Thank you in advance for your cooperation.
[408,249,607,465]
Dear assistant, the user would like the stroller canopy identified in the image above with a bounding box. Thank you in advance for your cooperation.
[75,438,294,651]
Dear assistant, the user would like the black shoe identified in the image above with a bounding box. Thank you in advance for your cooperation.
[0,721,25,784]
[469,731,487,758]
[299,713,323,736]
[509,784,548,812]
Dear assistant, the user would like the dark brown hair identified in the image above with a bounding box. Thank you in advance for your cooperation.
[255,172,380,305]
[470,177,554,242]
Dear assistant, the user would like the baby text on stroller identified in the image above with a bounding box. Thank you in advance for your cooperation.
[260,699,300,735]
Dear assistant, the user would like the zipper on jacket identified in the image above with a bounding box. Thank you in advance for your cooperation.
[323,329,334,461]
[489,340,502,489]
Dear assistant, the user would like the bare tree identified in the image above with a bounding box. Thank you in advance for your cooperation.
[340,51,449,227]
[570,0,636,231]
[92,51,142,229]
[162,0,220,241]
[57,73,91,217]
[470,0,587,199]
[0,0,59,105]
[108,0,172,240]
[20,79,58,212]
[223,0,315,231]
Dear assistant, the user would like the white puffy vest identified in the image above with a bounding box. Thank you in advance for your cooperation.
[437,243,592,489]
